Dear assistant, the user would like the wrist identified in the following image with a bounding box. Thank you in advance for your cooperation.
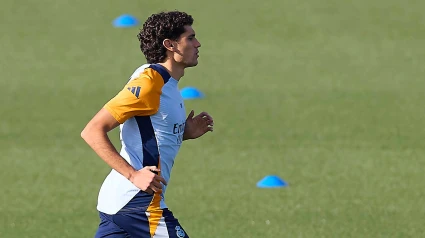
[183,132,191,141]
[127,168,137,182]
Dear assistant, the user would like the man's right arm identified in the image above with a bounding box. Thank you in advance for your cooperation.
[80,108,167,193]
[80,108,136,180]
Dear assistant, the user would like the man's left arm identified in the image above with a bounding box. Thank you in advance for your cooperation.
[183,110,214,140]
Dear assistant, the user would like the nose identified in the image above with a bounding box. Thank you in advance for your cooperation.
[195,39,201,48]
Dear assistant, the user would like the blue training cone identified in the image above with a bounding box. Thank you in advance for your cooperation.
[257,175,288,188]
[113,14,139,28]
[180,87,204,100]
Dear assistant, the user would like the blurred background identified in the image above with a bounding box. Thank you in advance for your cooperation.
[1,0,425,237]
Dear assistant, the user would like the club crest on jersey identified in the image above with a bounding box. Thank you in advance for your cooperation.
[175,226,185,238]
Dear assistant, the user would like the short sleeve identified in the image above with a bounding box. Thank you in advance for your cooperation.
[103,73,164,124]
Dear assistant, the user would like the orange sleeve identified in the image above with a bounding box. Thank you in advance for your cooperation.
[103,71,164,124]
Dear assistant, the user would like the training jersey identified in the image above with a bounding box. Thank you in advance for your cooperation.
[97,63,186,215]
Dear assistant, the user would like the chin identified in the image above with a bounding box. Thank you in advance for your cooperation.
[185,61,199,68]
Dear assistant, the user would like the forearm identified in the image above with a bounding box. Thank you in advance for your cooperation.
[81,129,136,180]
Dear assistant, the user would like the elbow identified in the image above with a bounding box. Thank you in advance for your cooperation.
[80,130,86,141]
[80,123,107,143]
[80,126,90,141]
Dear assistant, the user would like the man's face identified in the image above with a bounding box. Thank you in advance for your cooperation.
[173,25,201,67]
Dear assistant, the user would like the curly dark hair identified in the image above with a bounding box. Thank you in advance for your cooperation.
[137,11,194,64]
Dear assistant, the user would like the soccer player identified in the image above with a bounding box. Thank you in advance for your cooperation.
[81,11,214,238]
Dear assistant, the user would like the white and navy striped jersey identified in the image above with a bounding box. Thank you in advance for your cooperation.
[97,64,186,215]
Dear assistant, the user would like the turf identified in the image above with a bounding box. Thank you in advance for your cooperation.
[1,0,425,237]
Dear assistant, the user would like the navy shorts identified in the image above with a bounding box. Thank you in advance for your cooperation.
[94,192,189,238]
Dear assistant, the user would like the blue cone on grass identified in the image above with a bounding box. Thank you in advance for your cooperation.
[180,87,204,100]
[257,175,288,188]
[113,14,139,28]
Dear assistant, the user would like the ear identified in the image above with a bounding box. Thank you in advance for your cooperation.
[163,39,175,51]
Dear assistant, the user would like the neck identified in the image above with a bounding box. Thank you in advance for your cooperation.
[157,61,185,80]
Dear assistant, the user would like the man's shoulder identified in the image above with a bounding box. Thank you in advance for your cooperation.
[128,64,170,83]
[128,64,152,82]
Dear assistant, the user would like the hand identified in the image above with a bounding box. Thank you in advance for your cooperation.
[183,110,214,140]
[129,166,167,194]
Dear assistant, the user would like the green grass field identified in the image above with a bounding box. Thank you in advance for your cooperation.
[2,0,425,237]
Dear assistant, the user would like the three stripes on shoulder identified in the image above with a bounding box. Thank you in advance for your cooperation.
[127,86,141,98]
